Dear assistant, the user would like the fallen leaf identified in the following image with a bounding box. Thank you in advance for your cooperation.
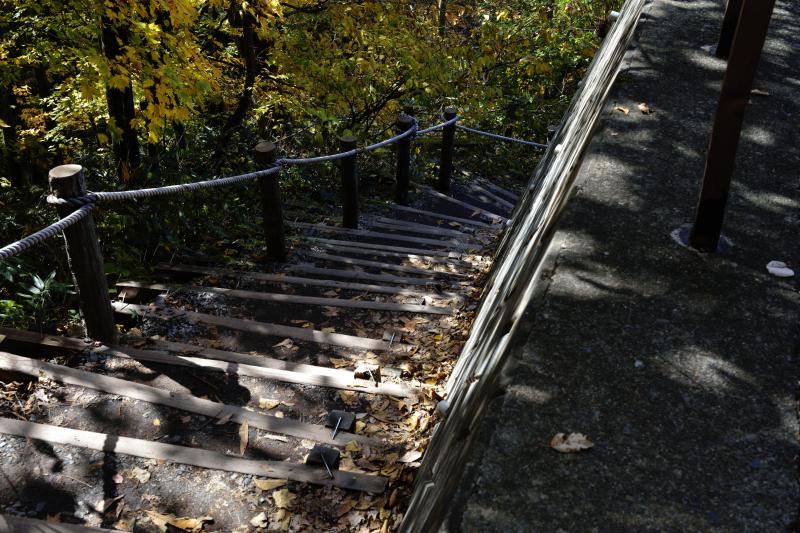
[250,512,268,528]
[254,479,287,491]
[273,338,294,349]
[399,450,423,463]
[111,473,123,484]
[259,398,280,410]
[345,441,361,453]
[330,358,350,369]
[239,420,249,456]
[128,466,150,483]
[549,432,594,453]
[322,306,339,317]
[750,88,770,96]
[145,511,212,533]
[637,102,651,114]
[321,327,336,333]
[152,418,161,427]
[272,488,296,509]
[614,105,629,114]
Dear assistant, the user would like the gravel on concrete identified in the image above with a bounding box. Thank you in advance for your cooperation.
[444,0,799,531]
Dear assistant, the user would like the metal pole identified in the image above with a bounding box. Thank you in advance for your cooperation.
[716,0,744,59]
[689,0,776,252]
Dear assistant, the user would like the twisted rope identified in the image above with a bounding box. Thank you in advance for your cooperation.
[416,114,459,136]
[277,121,418,166]
[47,166,281,207]
[0,205,94,261]
[456,125,548,149]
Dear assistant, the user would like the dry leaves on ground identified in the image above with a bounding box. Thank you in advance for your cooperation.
[550,432,594,453]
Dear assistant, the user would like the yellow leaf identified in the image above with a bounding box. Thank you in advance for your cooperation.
[355,420,366,433]
[259,398,280,410]
[549,432,594,453]
[330,358,350,368]
[321,327,336,333]
[272,488,296,509]
[239,420,249,455]
[345,440,361,453]
[152,418,161,427]
[253,478,287,491]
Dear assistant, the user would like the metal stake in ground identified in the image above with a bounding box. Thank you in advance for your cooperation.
[395,114,415,205]
[340,135,359,229]
[688,0,776,252]
[437,107,458,192]
[48,165,117,343]
[253,142,287,261]
[716,0,744,59]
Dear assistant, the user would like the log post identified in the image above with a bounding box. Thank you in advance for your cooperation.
[689,0,776,252]
[395,114,415,205]
[437,107,457,192]
[48,165,117,343]
[253,142,287,261]
[340,136,359,229]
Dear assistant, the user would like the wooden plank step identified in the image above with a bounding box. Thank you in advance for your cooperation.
[117,281,453,315]
[0,514,125,533]
[303,237,464,260]
[156,264,445,299]
[386,204,497,229]
[306,238,471,267]
[0,351,383,446]
[301,251,466,280]
[467,183,515,211]
[417,186,509,223]
[0,327,412,398]
[288,264,461,292]
[112,302,408,353]
[369,217,476,239]
[289,221,474,251]
[480,180,520,202]
[0,418,387,493]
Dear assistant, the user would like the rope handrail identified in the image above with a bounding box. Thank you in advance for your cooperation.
[5,112,546,260]
[0,205,94,261]
[277,120,418,166]
[456,124,548,149]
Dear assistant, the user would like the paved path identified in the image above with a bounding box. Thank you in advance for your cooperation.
[445,0,799,531]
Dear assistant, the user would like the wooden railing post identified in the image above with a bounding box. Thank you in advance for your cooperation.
[688,0,776,252]
[394,114,415,205]
[340,135,359,229]
[253,142,287,261]
[48,165,117,343]
[437,107,457,192]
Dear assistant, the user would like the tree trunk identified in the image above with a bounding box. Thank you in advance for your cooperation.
[437,0,448,36]
[101,17,141,183]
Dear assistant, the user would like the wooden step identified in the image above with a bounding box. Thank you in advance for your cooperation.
[300,251,466,279]
[117,281,453,315]
[289,221,475,251]
[386,203,497,229]
[417,185,509,223]
[288,264,461,293]
[156,264,446,299]
[0,351,384,446]
[0,418,387,492]
[0,515,125,533]
[467,183,515,211]
[480,180,520,202]
[112,302,410,353]
[305,238,471,267]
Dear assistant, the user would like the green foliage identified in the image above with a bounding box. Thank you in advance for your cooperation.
[0,0,620,329]
[0,259,73,328]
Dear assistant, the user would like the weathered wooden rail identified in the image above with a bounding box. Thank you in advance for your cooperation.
[398,0,647,529]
